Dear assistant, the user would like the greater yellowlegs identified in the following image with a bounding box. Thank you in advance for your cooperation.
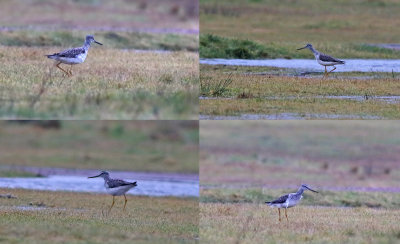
[265,184,318,222]
[46,35,102,77]
[297,43,344,76]
[88,171,137,213]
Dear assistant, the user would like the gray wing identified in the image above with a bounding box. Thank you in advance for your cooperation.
[107,179,137,188]
[55,47,86,58]
[319,53,344,63]
[266,194,289,204]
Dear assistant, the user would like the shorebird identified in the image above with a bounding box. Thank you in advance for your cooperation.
[88,171,137,213]
[265,184,318,222]
[297,43,345,76]
[46,35,102,77]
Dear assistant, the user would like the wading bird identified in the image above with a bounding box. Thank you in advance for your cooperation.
[265,184,318,222]
[46,35,102,76]
[88,171,137,214]
[297,43,344,76]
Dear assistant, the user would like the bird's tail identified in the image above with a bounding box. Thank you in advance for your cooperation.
[339,60,345,64]
[265,201,271,204]
[131,181,137,186]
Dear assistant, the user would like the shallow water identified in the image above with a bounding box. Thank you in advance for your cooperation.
[0,175,199,198]
[200,113,381,120]
[200,58,400,72]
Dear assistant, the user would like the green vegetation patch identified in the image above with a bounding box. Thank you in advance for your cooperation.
[200,34,400,59]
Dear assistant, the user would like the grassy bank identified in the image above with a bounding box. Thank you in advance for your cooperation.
[200,203,400,244]
[200,0,400,59]
[0,46,198,119]
[0,121,199,174]
[0,188,198,243]
[200,34,400,59]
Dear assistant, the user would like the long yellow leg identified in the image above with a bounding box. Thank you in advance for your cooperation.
[278,208,281,222]
[324,66,327,76]
[123,194,128,211]
[55,62,70,76]
[68,65,73,76]
[328,66,337,74]
[108,196,115,214]
[285,208,288,222]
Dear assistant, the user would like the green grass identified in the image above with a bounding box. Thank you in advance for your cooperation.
[200,34,400,59]
[0,121,199,174]
[201,203,400,244]
[0,188,198,243]
[200,0,400,59]
[0,45,198,119]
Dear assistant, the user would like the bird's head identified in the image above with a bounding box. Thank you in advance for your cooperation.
[88,171,109,179]
[85,35,103,45]
[301,184,318,193]
[297,43,313,51]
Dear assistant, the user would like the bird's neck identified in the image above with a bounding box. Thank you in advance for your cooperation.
[296,188,305,195]
[308,46,318,55]
[83,41,91,49]
[102,175,110,182]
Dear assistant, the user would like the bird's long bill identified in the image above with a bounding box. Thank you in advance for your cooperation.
[305,186,318,193]
[94,41,103,45]
[297,46,307,50]
[88,174,101,178]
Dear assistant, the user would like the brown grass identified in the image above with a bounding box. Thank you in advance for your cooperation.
[0,46,198,119]
[200,203,400,244]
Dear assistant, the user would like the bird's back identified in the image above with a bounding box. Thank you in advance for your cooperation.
[318,53,345,64]
[47,46,88,64]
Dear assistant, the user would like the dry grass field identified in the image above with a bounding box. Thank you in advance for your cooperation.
[200,203,400,244]
[199,121,400,243]
[0,188,199,243]
[0,0,199,119]
[0,46,198,119]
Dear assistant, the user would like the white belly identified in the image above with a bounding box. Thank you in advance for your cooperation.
[105,184,136,196]
[58,53,87,64]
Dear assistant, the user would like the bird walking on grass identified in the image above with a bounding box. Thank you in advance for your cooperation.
[265,184,318,222]
[88,171,137,214]
[297,43,344,76]
[46,35,102,77]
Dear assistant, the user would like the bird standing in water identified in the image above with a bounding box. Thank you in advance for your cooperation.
[297,43,344,76]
